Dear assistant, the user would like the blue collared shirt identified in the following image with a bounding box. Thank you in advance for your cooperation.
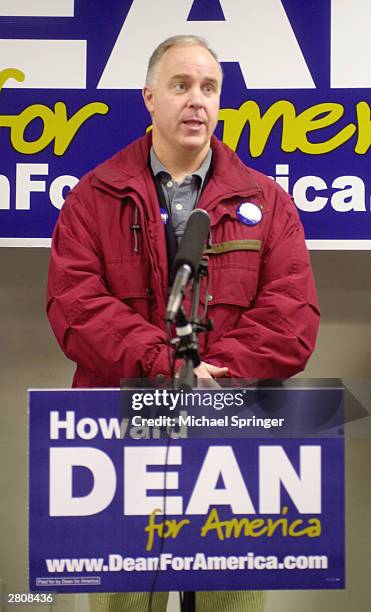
[150,147,212,243]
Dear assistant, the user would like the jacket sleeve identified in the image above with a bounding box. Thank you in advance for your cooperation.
[47,190,170,383]
[203,186,320,379]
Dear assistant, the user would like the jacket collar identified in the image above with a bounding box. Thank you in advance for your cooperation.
[92,132,152,192]
[208,135,261,198]
[92,131,261,198]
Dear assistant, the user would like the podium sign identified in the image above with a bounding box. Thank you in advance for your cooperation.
[29,388,345,592]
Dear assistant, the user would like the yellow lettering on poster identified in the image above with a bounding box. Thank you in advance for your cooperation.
[1,68,371,157]
[0,69,109,155]
[219,100,357,156]
[200,507,321,541]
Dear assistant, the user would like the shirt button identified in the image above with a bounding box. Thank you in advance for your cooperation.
[166,180,173,188]
[175,203,183,211]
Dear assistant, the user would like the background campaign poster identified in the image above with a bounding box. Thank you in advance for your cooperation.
[0,0,370,247]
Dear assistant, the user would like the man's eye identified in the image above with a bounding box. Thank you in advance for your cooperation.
[203,83,216,94]
[174,83,186,92]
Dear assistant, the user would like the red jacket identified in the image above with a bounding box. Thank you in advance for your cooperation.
[47,133,320,387]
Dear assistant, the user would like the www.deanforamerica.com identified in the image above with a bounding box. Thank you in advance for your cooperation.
[43,552,329,573]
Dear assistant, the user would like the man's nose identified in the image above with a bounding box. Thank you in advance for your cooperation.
[187,87,204,108]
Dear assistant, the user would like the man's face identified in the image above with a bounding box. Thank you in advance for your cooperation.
[143,44,222,159]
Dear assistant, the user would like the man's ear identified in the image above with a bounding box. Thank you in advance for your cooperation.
[142,86,154,115]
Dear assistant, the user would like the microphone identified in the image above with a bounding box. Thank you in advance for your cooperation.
[166,209,210,323]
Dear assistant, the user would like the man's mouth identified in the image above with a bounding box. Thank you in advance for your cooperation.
[183,119,204,127]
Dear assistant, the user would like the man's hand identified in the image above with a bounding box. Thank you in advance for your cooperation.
[175,362,228,388]
[194,361,229,379]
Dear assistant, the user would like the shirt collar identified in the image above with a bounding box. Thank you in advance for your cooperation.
[150,146,212,190]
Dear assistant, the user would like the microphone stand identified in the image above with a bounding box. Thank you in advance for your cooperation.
[173,257,212,611]
[175,257,211,391]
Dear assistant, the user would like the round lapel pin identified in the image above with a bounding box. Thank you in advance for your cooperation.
[237,202,262,226]
[160,207,169,225]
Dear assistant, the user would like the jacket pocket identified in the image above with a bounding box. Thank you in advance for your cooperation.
[105,260,154,320]
[200,262,259,350]
[105,260,151,298]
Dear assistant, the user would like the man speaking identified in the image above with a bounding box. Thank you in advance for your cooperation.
[47,35,320,611]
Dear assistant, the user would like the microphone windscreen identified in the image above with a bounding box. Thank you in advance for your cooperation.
[173,209,210,277]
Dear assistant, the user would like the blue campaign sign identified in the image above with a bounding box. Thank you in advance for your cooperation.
[29,389,345,592]
[0,1,370,248]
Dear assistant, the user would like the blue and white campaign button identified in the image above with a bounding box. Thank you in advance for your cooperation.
[237,202,262,226]
[160,207,169,225]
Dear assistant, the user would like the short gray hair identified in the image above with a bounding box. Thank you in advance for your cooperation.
[145,34,223,87]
